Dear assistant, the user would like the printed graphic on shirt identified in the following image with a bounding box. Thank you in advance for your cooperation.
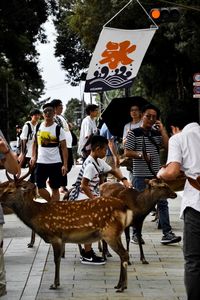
[38,131,58,147]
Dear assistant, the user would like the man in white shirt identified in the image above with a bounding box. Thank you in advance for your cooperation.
[18,108,41,182]
[50,99,73,193]
[30,103,68,202]
[78,104,99,160]
[157,111,200,300]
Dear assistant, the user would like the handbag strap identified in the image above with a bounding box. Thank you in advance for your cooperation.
[142,135,157,178]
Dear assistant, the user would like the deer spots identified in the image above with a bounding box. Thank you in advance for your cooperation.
[44,223,50,229]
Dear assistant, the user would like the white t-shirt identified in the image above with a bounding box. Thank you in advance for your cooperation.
[36,122,66,164]
[20,121,35,158]
[166,122,200,218]
[123,120,142,141]
[76,155,111,200]
[78,116,98,155]
[55,115,72,148]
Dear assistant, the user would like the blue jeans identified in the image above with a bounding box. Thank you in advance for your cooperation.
[184,207,200,300]
[132,176,171,235]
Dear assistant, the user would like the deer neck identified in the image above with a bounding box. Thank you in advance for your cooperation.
[136,189,159,214]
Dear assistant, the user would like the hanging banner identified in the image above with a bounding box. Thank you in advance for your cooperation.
[85,27,157,92]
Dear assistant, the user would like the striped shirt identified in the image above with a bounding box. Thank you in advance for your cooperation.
[69,155,111,200]
[125,127,162,177]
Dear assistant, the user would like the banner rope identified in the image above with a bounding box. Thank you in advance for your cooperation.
[103,0,158,29]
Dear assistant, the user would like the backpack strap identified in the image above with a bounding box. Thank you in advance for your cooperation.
[35,122,41,141]
[35,123,60,146]
[21,122,33,155]
[26,122,32,140]
[55,124,61,142]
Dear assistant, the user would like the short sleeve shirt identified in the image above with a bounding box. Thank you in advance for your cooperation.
[36,122,66,164]
[20,121,35,158]
[76,155,111,200]
[100,123,115,156]
[125,127,162,177]
[166,122,200,218]
[78,116,98,155]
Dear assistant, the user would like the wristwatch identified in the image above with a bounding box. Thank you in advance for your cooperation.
[138,152,142,158]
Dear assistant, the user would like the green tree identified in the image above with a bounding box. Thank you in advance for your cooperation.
[0,0,58,139]
[64,97,85,128]
[55,0,200,124]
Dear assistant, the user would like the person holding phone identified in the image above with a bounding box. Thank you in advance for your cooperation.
[0,131,21,297]
[124,104,181,245]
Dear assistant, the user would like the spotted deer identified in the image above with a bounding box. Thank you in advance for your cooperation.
[0,175,177,292]
[100,179,180,264]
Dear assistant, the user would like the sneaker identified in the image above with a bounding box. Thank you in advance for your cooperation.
[81,249,106,265]
[131,234,145,245]
[160,231,182,245]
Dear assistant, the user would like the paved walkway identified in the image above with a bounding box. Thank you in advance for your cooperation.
[0,166,186,300]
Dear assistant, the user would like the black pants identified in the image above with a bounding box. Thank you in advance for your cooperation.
[184,207,200,300]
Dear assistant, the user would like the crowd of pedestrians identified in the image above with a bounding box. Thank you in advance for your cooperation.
[0,98,200,299]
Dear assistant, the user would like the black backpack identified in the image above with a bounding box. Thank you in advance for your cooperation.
[20,122,33,155]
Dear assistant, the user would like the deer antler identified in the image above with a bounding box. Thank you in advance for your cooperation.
[6,166,33,184]
[5,170,14,182]
[15,166,33,183]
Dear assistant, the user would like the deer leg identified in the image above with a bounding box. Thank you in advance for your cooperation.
[102,240,112,259]
[27,230,35,248]
[135,223,148,265]
[78,244,83,256]
[106,236,129,292]
[98,240,103,252]
[50,242,63,289]
[61,242,65,258]
[124,227,131,265]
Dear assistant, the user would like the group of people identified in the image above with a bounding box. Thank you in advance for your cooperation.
[0,98,200,299]
[16,100,75,201]
[73,101,200,300]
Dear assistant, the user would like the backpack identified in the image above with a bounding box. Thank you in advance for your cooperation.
[71,130,78,146]
[19,122,33,155]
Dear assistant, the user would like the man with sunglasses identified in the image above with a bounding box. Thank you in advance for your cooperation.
[30,103,68,202]
[124,104,181,245]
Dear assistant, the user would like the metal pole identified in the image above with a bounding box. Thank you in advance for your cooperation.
[5,82,10,142]
[99,92,104,112]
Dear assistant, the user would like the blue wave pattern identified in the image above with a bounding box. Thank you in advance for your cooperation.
[85,65,134,92]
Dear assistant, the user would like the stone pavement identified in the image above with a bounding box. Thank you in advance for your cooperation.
[0,166,187,300]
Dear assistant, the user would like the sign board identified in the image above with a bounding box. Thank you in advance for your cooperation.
[85,27,157,92]
[193,73,200,82]
[193,94,200,98]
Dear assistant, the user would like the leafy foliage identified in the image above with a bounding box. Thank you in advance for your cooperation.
[54,0,200,125]
[0,0,58,139]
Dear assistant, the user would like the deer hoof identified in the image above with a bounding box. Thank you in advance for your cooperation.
[105,251,112,258]
[27,243,34,248]
[142,260,149,265]
[115,286,127,293]
[50,283,60,290]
